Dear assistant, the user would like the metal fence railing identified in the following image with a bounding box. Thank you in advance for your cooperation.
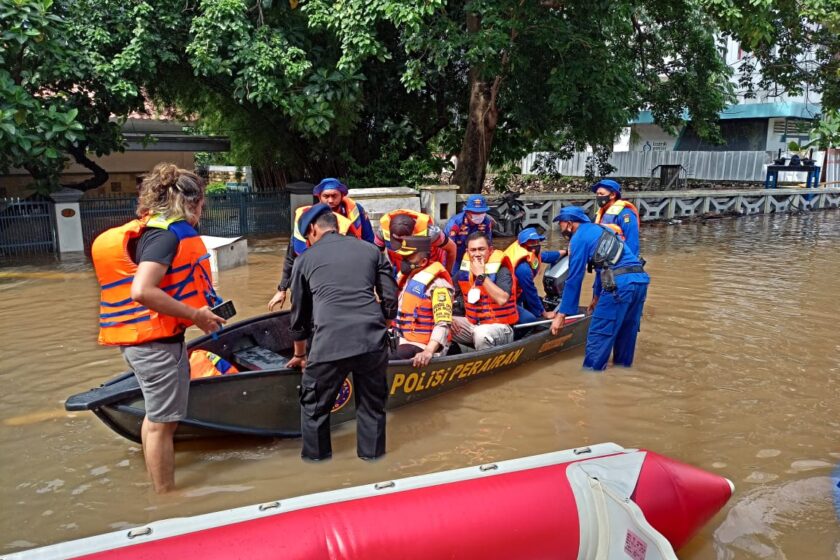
[80,195,138,250]
[200,191,291,237]
[0,197,56,260]
[79,191,291,250]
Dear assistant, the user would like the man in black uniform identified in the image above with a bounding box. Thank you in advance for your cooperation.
[286,204,398,461]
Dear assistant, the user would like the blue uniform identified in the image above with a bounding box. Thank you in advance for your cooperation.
[557,223,649,370]
[514,250,562,323]
[598,205,640,256]
[445,212,493,274]
[355,202,376,244]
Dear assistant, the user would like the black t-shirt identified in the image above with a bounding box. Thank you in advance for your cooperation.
[129,228,185,343]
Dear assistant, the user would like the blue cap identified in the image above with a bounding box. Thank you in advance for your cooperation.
[591,179,621,197]
[313,178,348,196]
[298,203,332,236]
[517,227,545,245]
[464,194,489,213]
[553,206,592,224]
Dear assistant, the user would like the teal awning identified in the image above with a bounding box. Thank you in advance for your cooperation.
[631,102,821,124]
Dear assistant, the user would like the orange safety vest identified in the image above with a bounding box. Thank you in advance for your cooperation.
[503,242,540,275]
[92,214,218,346]
[379,209,433,249]
[189,349,239,379]
[595,200,640,235]
[339,196,364,238]
[456,250,519,325]
[395,262,452,344]
[379,209,448,271]
[292,205,356,255]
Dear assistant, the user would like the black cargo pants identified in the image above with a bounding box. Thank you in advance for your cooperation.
[299,345,389,461]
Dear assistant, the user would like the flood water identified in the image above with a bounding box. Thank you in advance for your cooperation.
[1,210,839,558]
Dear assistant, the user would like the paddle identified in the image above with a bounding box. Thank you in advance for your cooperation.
[513,313,585,329]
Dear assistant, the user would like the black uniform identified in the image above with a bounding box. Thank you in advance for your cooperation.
[289,232,398,460]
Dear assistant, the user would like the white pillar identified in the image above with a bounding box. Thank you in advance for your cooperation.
[50,188,85,253]
[418,185,459,222]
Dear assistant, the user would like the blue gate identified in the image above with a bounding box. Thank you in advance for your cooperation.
[0,197,56,260]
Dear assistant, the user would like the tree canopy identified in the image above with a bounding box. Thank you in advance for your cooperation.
[1,0,837,193]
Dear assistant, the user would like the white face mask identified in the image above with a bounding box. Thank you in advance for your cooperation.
[468,212,486,225]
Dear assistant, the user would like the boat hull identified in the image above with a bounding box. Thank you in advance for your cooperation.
[5,443,734,560]
[68,310,590,442]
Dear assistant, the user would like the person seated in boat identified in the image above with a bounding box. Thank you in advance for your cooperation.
[445,194,494,275]
[549,206,649,371]
[503,227,566,325]
[451,232,519,350]
[375,209,458,275]
[268,178,374,311]
[392,235,455,368]
[91,163,226,493]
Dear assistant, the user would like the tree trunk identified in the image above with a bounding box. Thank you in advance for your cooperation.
[61,143,110,191]
[451,12,503,194]
[451,73,499,194]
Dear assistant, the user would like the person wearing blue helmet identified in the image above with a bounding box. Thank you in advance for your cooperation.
[591,179,640,257]
[269,178,375,312]
[502,227,565,324]
[445,194,494,275]
[550,206,649,371]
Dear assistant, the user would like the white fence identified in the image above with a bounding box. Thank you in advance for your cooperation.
[520,151,835,183]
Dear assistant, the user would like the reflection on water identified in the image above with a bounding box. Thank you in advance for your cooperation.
[2,211,840,558]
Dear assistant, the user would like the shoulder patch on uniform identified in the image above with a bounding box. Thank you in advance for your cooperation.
[624,215,631,223]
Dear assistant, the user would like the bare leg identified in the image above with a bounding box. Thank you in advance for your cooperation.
[141,418,178,494]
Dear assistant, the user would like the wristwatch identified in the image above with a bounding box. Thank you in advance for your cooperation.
[474,274,486,285]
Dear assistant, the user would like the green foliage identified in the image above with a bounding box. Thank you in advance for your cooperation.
[805,110,840,150]
[206,181,228,194]
[703,0,840,111]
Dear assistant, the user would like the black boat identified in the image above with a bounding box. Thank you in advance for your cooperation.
[66,257,586,442]
[65,310,588,442]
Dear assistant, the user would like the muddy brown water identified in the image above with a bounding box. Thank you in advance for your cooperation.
[1,211,839,558]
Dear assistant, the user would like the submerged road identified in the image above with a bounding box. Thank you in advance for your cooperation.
[1,210,839,558]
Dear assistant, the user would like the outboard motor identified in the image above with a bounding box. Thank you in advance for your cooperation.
[542,255,569,310]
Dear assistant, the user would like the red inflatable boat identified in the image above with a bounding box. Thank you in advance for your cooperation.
[9,443,733,560]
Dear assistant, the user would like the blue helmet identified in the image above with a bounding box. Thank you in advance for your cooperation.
[313,178,348,196]
[553,206,592,224]
[464,194,490,213]
[517,227,546,245]
[591,179,621,198]
[298,203,332,236]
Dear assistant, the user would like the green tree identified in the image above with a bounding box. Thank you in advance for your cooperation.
[0,0,182,191]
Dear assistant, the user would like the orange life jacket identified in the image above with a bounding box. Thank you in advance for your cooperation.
[456,250,519,325]
[292,205,355,255]
[339,196,364,238]
[93,214,219,346]
[379,210,448,271]
[395,262,452,344]
[189,349,239,379]
[503,241,540,300]
[595,200,640,233]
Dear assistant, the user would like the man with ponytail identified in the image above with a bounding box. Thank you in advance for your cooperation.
[92,163,226,493]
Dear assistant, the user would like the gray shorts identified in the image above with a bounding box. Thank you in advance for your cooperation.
[121,341,189,423]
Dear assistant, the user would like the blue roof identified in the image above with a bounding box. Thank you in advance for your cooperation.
[631,102,821,124]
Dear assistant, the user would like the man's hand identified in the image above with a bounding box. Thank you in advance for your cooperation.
[451,317,464,336]
[542,310,556,320]
[587,296,599,315]
[268,289,287,311]
[469,254,485,277]
[286,356,307,369]
[550,313,566,336]
[193,306,226,334]
[412,349,434,368]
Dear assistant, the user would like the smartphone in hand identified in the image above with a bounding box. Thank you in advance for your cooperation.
[210,300,237,320]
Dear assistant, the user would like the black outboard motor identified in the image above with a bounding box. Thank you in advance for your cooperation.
[542,255,569,310]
